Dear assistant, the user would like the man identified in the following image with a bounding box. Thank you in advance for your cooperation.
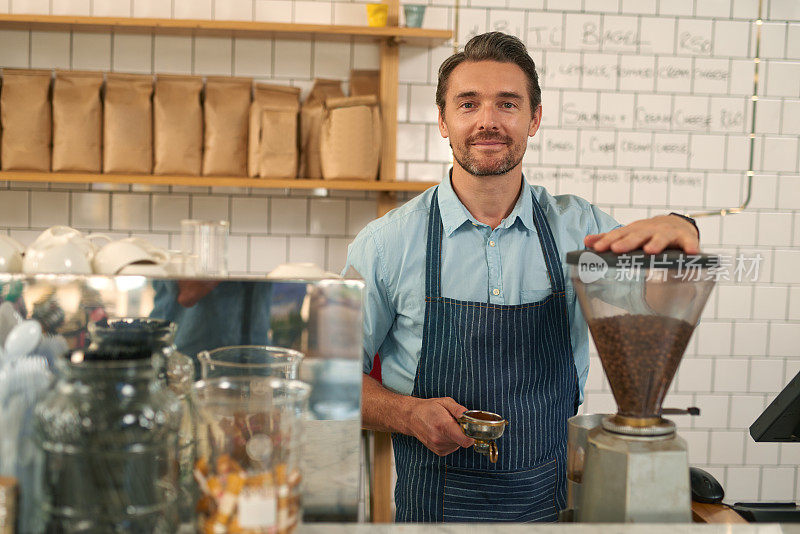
[150,280,271,373]
[343,32,699,522]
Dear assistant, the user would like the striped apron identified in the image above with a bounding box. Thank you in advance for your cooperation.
[392,187,578,522]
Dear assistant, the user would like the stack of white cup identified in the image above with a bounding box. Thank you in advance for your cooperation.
[0,225,196,276]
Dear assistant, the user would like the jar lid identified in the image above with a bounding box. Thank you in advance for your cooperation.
[81,346,155,361]
[87,318,176,360]
[90,317,174,339]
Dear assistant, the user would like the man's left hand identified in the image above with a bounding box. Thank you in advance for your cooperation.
[584,214,699,255]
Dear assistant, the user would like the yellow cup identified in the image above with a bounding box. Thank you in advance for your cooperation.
[366,3,389,27]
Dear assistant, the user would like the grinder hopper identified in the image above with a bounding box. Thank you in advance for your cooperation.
[566,249,719,523]
[566,250,718,430]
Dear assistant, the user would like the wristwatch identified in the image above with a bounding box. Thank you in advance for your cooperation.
[669,212,700,239]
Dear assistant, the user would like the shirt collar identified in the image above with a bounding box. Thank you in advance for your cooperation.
[437,170,536,237]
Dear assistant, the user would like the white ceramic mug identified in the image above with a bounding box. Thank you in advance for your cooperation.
[126,237,163,253]
[31,225,84,246]
[0,235,25,255]
[28,226,110,261]
[93,238,170,275]
[0,236,23,273]
[22,240,93,274]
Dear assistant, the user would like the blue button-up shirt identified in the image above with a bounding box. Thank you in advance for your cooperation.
[343,176,619,402]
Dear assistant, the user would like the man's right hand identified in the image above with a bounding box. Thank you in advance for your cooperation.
[405,396,476,456]
[362,374,475,457]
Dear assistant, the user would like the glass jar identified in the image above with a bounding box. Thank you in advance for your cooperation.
[87,318,197,525]
[193,376,311,533]
[34,351,181,533]
[0,476,17,534]
[197,345,304,380]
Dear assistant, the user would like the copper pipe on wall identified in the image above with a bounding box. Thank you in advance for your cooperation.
[687,0,763,218]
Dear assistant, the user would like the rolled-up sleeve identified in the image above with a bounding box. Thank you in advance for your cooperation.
[342,227,396,375]
[590,204,622,234]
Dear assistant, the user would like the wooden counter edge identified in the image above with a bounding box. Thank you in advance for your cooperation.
[692,501,749,523]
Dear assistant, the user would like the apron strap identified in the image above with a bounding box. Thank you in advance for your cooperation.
[530,194,567,294]
[425,187,444,299]
[530,189,578,415]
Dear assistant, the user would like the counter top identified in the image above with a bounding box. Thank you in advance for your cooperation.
[297,524,794,534]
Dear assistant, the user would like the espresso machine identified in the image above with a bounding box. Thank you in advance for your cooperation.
[565,250,718,523]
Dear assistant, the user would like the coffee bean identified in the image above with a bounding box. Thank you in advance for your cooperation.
[588,315,694,418]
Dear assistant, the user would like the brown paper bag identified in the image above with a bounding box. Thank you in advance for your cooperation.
[203,77,251,177]
[349,69,380,97]
[248,83,301,178]
[103,73,153,174]
[320,95,381,181]
[259,107,298,179]
[0,69,51,171]
[153,75,203,175]
[299,79,344,179]
[52,70,103,172]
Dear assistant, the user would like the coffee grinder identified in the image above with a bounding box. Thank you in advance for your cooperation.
[565,250,718,523]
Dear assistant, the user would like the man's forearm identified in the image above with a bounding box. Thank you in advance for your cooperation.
[362,373,416,434]
[361,373,476,455]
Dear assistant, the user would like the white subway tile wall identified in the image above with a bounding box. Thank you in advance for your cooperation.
[92,0,131,17]
[52,0,90,16]
[0,0,798,504]
[194,36,234,76]
[174,0,211,20]
[214,0,253,22]
[153,34,192,74]
[133,0,171,19]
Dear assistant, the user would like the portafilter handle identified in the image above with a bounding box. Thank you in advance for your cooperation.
[661,407,700,416]
[488,441,498,463]
[457,410,508,463]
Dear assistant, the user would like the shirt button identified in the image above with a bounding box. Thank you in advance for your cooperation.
[492,289,500,296]
[489,240,496,247]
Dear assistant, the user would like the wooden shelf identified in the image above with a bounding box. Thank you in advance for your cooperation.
[0,171,439,192]
[0,2,446,220]
[0,14,453,45]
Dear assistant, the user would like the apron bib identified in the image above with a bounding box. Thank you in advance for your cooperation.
[392,187,578,522]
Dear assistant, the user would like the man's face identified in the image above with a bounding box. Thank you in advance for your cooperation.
[438,60,542,177]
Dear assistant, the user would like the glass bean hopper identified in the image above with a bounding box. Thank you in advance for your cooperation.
[566,249,719,435]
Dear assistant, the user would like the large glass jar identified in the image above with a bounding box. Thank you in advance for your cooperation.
[34,351,181,533]
[87,318,197,525]
[193,376,311,534]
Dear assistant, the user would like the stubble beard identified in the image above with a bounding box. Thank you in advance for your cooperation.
[450,132,525,177]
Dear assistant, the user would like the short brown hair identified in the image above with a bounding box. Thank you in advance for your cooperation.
[436,32,541,117]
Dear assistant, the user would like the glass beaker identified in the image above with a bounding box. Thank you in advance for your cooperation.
[34,352,181,533]
[180,219,230,276]
[198,345,304,380]
[88,317,197,526]
[193,376,311,534]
